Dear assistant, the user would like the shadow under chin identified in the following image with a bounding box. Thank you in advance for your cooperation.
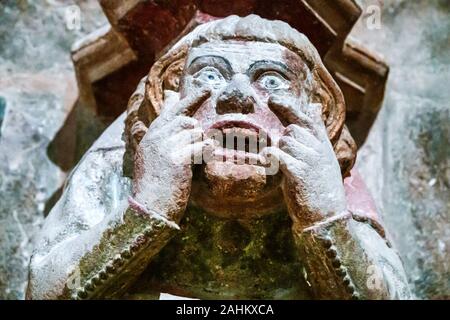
[190,161,285,219]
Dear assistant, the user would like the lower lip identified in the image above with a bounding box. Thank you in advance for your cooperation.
[212,147,264,165]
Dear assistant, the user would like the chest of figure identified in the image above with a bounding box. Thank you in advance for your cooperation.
[128,206,312,299]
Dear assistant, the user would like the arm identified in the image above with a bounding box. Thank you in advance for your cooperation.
[71,201,181,300]
[292,211,411,299]
[26,145,180,300]
[27,89,212,299]
[262,96,411,299]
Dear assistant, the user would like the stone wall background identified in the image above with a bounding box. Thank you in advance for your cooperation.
[0,0,448,299]
[353,0,449,299]
[0,0,106,299]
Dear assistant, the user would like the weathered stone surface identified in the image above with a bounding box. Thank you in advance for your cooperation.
[26,13,412,300]
[0,0,448,300]
[0,96,6,137]
[354,0,450,299]
[77,1,389,147]
[0,0,106,299]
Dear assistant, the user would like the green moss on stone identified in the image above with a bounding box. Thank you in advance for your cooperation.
[132,205,311,299]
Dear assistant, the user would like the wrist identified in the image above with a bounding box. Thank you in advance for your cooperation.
[128,196,180,229]
[292,209,352,234]
[132,182,187,223]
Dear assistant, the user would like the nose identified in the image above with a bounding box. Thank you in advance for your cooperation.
[216,75,256,115]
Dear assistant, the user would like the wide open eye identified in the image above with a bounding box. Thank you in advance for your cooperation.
[257,72,289,90]
[194,67,226,88]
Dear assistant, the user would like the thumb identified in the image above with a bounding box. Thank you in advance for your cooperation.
[163,90,180,109]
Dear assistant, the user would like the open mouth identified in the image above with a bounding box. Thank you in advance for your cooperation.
[206,121,271,165]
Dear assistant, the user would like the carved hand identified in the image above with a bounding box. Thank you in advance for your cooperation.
[261,96,347,229]
[133,89,213,223]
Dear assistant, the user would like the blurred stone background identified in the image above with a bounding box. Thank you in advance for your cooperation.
[353,0,449,299]
[0,0,448,299]
[0,0,106,299]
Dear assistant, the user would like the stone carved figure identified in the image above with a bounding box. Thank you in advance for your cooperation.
[26,15,411,300]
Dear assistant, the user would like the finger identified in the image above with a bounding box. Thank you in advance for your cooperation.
[151,112,200,134]
[260,146,303,177]
[268,96,315,131]
[192,138,215,163]
[283,124,337,163]
[168,127,204,145]
[166,116,199,133]
[154,91,181,126]
[309,103,323,122]
[163,90,180,108]
[175,139,215,165]
[172,89,211,117]
[278,136,318,165]
[309,103,329,140]
[284,124,321,148]
[279,136,318,155]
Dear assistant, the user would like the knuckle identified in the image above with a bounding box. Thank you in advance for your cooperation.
[279,142,292,155]
[284,124,300,136]
[176,116,198,129]
[279,136,294,147]
[278,137,287,148]
[286,123,298,130]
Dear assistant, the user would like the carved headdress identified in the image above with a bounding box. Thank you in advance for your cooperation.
[124,15,356,177]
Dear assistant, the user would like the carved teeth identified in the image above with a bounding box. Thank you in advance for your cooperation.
[211,127,270,155]
[212,148,262,165]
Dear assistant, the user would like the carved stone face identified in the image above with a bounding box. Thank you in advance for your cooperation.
[177,40,315,219]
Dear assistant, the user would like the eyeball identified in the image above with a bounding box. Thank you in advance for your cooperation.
[194,67,225,89]
[258,72,289,90]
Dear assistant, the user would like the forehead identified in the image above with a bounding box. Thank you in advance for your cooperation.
[186,41,299,72]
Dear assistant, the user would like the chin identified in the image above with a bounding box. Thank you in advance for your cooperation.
[190,161,285,220]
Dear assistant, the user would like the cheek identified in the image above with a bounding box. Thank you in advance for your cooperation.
[251,89,293,140]
[254,103,285,140]
[249,89,285,138]
[193,100,217,130]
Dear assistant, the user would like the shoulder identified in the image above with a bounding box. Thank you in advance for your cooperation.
[36,114,132,250]
[66,112,128,188]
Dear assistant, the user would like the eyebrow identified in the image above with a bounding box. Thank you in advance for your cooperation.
[247,60,293,78]
[187,55,233,77]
